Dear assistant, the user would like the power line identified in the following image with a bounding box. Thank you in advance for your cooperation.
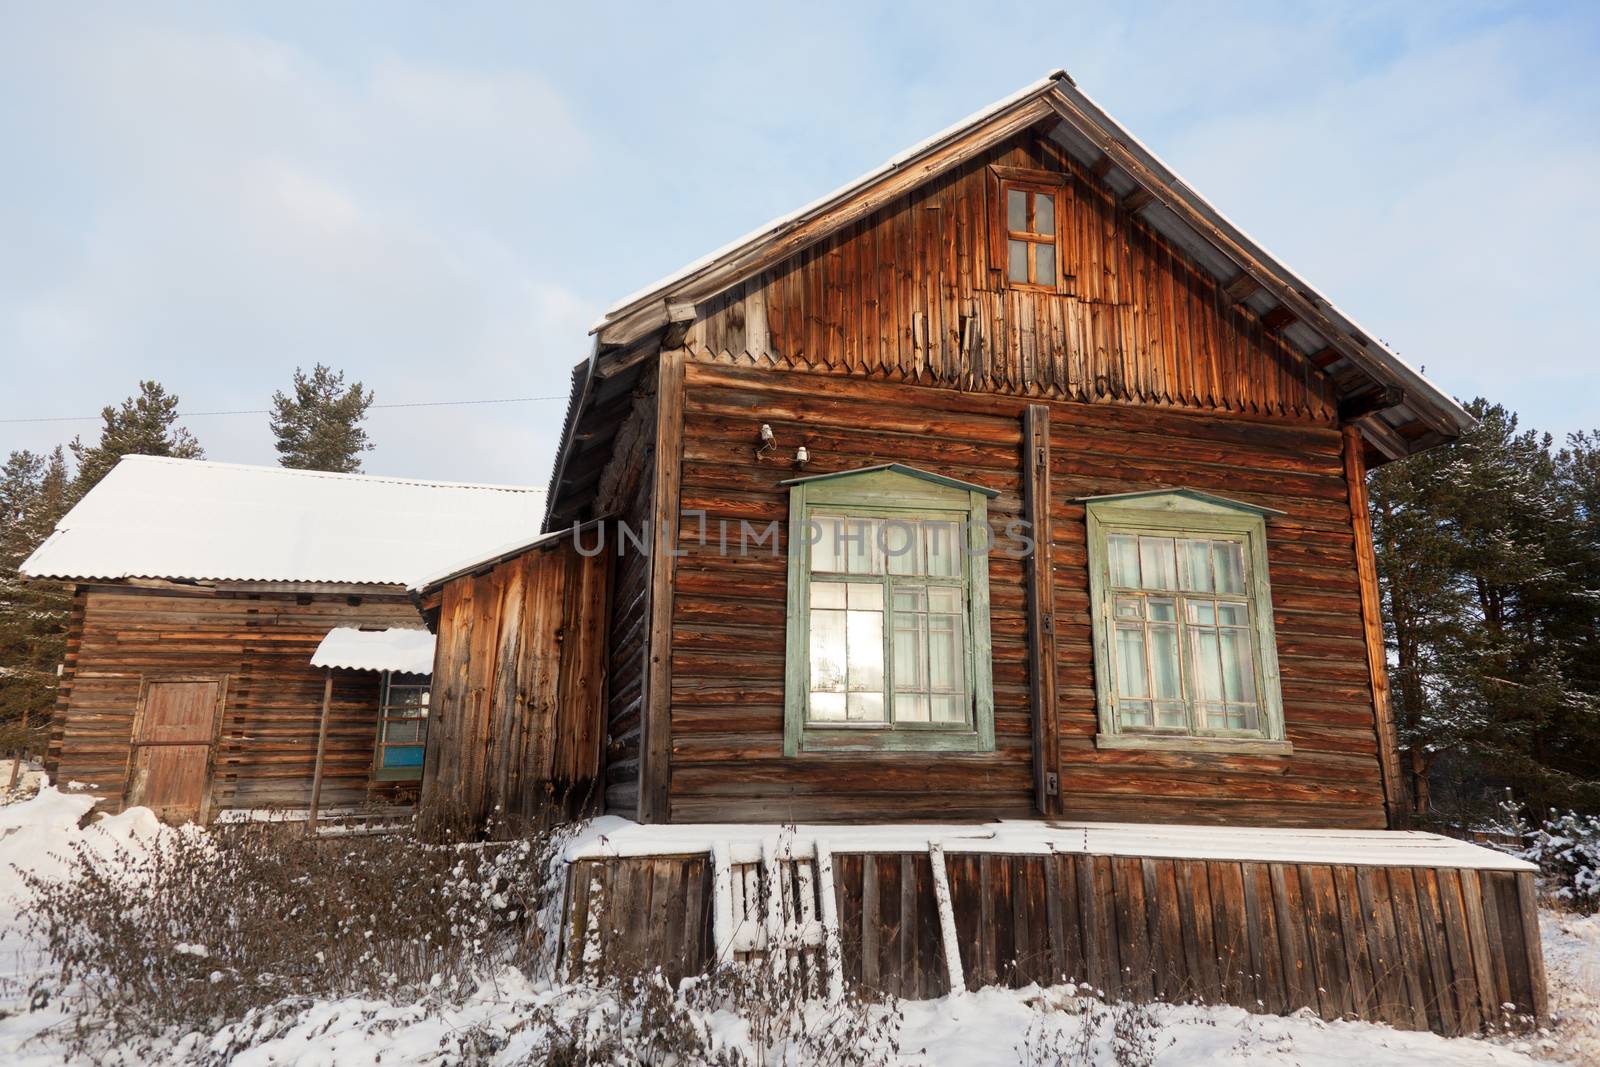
[0,394,570,425]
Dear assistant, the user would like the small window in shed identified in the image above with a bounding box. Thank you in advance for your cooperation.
[374,672,430,780]
[1003,181,1059,289]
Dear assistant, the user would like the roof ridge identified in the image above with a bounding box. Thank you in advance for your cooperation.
[117,454,545,494]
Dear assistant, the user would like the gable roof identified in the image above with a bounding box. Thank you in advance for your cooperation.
[580,70,1470,463]
[21,455,546,586]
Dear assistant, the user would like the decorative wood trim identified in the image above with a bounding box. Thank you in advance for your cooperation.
[639,348,686,823]
[1022,405,1060,814]
[1093,734,1293,756]
[1344,424,1406,827]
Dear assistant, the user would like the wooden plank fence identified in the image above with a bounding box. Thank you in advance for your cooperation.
[564,848,1547,1037]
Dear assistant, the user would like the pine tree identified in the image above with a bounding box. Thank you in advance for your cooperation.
[269,364,374,473]
[0,446,72,758]
[68,380,204,502]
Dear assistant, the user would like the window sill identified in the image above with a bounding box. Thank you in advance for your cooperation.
[1094,734,1294,756]
[791,727,994,756]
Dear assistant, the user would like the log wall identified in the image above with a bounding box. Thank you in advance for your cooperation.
[665,361,1385,826]
[563,850,1548,1038]
[685,128,1338,421]
[419,536,611,835]
[49,584,421,813]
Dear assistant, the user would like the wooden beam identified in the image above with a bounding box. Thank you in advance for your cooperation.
[662,301,698,350]
[638,348,686,824]
[1090,153,1116,179]
[1224,273,1262,304]
[1119,187,1154,213]
[1355,413,1409,463]
[1343,425,1406,827]
[1338,387,1406,422]
[1310,347,1342,370]
[1022,405,1060,816]
[1261,305,1298,333]
[307,669,334,835]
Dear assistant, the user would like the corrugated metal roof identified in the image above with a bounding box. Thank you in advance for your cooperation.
[310,626,436,674]
[20,455,546,586]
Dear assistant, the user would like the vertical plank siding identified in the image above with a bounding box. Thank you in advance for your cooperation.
[685,130,1335,422]
[419,538,611,834]
[668,361,1382,827]
[566,851,1544,1037]
[48,585,420,813]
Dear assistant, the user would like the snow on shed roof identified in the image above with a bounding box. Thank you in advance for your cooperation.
[310,627,436,674]
[20,455,546,586]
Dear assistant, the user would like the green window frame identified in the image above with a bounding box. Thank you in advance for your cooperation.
[1084,489,1291,756]
[783,465,997,755]
[373,671,430,781]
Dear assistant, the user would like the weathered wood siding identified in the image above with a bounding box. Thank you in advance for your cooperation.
[419,537,610,834]
[686,129,1336,421]
[48,585,420,813]
[564,850,1548,1038]
[665,362,1383,826]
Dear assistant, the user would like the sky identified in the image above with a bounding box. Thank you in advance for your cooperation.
[2,1,1598,488]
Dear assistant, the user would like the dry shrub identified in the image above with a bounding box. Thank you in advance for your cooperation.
[1014,994,1168,1067]
[16,818,572,1054]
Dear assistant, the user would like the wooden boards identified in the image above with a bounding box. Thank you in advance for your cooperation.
[1022,404,1059,814]
[566,848,1546,1037]
[48,584,420,815]
[639,349,687,824]
[665,362,1385,827]
[1343,424,1405,826]
[419,534,611,836]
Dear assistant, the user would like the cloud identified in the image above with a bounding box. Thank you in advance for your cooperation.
[0,12,596,485]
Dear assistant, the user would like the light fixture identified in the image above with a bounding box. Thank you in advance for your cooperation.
[793,446,810,468]
[755,423,776,460]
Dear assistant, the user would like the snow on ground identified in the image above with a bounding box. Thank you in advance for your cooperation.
[0,781,1593,1066]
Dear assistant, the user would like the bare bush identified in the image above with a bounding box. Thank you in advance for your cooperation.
[16,818,572,1055]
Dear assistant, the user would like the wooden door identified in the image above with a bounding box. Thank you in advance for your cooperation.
[126,678,224,823]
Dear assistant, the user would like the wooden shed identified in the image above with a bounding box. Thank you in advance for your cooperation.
[393,70,1550,1031]
[21,455,545,823]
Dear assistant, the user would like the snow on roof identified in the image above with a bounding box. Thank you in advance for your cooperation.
[408,526,571,594]
[566,816,1535,872]
[310,627,436,674]
[20,455,546,586]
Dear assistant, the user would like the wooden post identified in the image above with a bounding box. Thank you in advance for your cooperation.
[639,348,686,824]
[307,669,334,835]
[1343,426,1406,827]
[1022,405,1060,815]
[5,704,24,789]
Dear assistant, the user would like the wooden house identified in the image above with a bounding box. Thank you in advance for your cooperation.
[21,455,544,823]
[411,72,1549,1032]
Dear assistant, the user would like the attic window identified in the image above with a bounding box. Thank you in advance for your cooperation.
[1003,181,1059,289]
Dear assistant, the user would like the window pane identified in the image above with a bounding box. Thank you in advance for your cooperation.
[1034,242,1055,286]
[1217,602,1249,626]
[1219,628,1256,704]
[1148,597,1176,622]
[883,519,921,575]
[925,522,962,577]
[893,610,926,696]
[845,519,882,575]
[847,692,884,722]
[383,745,424,769]
[928,614,964,692]
[1007,187,1026,232]
[1179,539,1213,592]
[895,693,930,723]
[1115,625,1150,698]
[1033,192,1054,235]
[931,694,966,723]
[1120,700,1153,728]
[811,582,846,609]
[1150,625,1181,700]
[384,719,421,744]
[1115,596,1143,620]
[927,586,961,614]
[808,607,846,693]
[812,515,844,573]
[1108,534,1141,588]
[1008,239,1029,283]
[1138,536,1178,591]
[845,584,883,699]
[1155,702,1187,729]
[1213,540,1246,594]
[1187,600,1216,625]
[810,691,846,722]
[1190,628,1224,702]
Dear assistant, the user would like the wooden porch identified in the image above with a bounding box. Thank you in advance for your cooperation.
[561,820,1548,1038]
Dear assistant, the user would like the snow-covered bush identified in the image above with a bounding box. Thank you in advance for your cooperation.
[1523,810,1600,913]
[16,818,573,1053]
